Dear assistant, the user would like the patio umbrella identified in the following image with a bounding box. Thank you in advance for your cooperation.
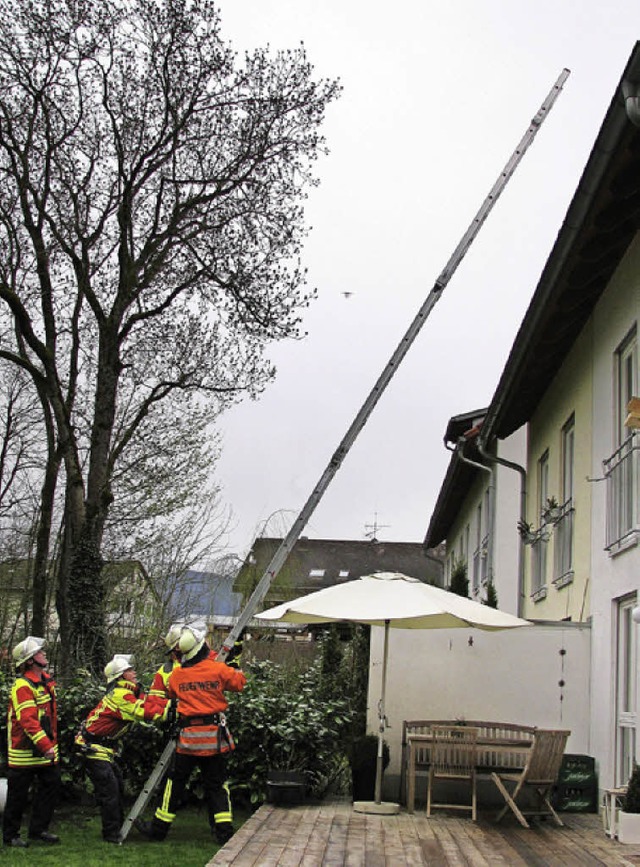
[256,571,530,814]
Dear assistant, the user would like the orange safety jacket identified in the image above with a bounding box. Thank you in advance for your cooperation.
[75,678,168,762]
[168,655,246,756]
[7,671,58,768]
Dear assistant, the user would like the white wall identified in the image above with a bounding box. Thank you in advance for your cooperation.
[366,621,591,799]
[590,232,640,791]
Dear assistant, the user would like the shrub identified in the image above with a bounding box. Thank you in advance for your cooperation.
[226,654,354,804]
[625,764,640,813]
[449,558,469,597]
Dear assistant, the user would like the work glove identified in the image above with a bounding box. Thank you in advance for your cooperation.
[225,635,244,669]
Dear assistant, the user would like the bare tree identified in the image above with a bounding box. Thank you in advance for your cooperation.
[0,0,340,674]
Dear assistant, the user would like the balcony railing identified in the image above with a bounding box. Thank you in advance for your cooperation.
[604,434,639,551]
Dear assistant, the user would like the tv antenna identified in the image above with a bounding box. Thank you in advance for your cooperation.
[365,513,390,542]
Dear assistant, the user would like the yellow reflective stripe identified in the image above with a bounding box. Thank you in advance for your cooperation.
[214,812,232,823]
[155,807,176,823]
[159,778,173,815]
[15,698,37,714]
[86,744,115,761]
[31,730,46,744]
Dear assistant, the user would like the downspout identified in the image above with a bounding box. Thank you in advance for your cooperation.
[453,437,494,599]
[476,438,527,618]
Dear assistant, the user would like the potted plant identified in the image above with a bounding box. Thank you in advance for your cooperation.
[542,496,562,525]
[516,519,550,546]
[618,764,640,843]
[348,734,390,801]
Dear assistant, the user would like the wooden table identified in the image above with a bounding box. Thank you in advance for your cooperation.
[406,732,533,813]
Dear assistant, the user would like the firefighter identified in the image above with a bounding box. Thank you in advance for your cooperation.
[2,636,61,849]
[147,625,183,707]
[75,654,169,844]
[137,626,246,845]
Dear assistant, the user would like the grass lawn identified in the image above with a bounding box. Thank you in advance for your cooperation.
[1,803,252,867]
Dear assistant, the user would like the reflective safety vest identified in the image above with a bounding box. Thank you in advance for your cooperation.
[75,678,168,762]
[147,659,181,716]
[7,671,58,768]
[168,656,245,757]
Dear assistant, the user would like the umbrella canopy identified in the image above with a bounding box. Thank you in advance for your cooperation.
[256,572,530,812]
[256,571,530,631]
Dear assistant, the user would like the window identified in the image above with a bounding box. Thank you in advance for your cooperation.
[616,596,637,786]
[472,501,482,594]
[554,416,575,586]
[531,451,549,597]
[338,570,349,580]
[616,328,637,448]
[309,569,325,579]
[605,328,639,548]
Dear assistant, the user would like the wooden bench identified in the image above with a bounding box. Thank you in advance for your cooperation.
[402,719,537,813]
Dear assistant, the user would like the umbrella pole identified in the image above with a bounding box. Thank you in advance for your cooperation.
[354,619,399,814]
[374,620,390,804]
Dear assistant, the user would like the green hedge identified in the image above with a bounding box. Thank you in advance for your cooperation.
[0,632,364,808]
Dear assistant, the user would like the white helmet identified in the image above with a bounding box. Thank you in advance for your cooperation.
[164,625,183,651]
[178,627,205,661]
[104,654,134,682]
[12,636,45,668]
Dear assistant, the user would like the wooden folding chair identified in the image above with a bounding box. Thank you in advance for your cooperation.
[491,729,570,828]
[426,725,478,821]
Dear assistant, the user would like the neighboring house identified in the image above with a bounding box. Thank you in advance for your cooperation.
[424,409,525,615]
[169,569,243,621]
[0,558,161,650]
[424,43,640,795]
[233,537,444,610]
[102,559,162,642]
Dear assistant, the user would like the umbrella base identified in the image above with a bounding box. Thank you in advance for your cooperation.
[353,800,400,815]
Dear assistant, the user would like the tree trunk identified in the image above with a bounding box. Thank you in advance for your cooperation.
[66,527,108,676]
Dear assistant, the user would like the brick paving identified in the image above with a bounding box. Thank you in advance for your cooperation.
[208,799,640,866]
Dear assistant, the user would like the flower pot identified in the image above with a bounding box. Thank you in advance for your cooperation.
[618,810,640,843]
[266,770,306,806]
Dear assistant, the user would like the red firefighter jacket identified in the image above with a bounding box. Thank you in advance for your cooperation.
[167,654,246,756]
[7,670,58,768]
[75,678,168,762]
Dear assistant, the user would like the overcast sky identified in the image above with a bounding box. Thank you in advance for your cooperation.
[212,0,640,557]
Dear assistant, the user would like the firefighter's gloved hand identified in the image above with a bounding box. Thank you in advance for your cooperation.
[226,639,244,669]
[166,698,177,727]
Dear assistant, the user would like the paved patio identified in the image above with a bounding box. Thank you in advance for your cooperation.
[208,799,640,866]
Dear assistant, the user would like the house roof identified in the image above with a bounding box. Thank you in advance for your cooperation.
[424,412,488,548]
[483,43,640,441]
[425,43,640,547]
[234,537,444,601]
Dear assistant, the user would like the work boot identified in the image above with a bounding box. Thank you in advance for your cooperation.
[135,817,168,841]
[28,831,60,844]
[215,822,234,845]
[4,838,29,848]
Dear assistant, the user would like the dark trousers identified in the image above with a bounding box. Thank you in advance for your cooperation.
[85,757,124,840]
[153,752,231,838]
[2,763,61,842]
